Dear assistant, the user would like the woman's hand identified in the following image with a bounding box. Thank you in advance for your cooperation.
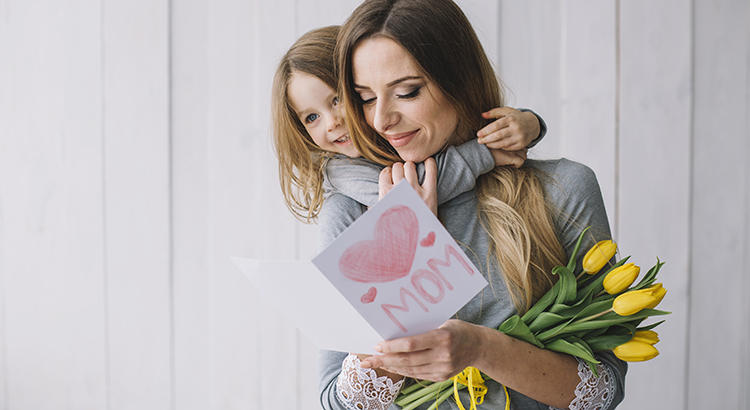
[360,319,485,382]
[379,158,438,216]
[476,107,540,151]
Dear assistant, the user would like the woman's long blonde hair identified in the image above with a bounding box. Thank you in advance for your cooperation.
[337,0,566,312]
[271,26,340,222]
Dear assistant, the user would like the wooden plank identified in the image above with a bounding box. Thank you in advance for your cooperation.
[103,1,172,409]
[559,0,618,234]
[456,0,500,66]
[688,1,748,409]
[171,0,211,409]
[297,0,360,36]
[0,1,108,409]
[255,1,306,408]
[617,1,692,409]
[498,1,563,159]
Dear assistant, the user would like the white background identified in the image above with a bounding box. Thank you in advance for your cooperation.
[0,0,747,409]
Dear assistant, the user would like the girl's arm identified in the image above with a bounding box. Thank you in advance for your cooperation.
[323,139,494,207]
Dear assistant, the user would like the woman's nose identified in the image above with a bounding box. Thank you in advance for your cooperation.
[371,100,396,133]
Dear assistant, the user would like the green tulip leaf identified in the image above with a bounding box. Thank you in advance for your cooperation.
[528,312,566,333]
[521,282,559,324]
[554,266,578,305]
[498,315,544,348]
[632,259,665,291]
[636,320,666,332]
[567,227,591,271]
[545,338,600,366]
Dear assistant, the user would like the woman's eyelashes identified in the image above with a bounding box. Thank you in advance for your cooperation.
[397,86,422,99]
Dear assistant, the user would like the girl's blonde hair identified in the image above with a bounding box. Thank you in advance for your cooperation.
[272,26,340,222]
[337,0,566,312]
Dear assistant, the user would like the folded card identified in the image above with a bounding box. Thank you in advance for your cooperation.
[233,181,487,353]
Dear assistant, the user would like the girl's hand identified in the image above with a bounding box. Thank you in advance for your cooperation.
[360,319,485,382]
[379,158,438,216]
[490,147,527,169]
[477,107,540,151]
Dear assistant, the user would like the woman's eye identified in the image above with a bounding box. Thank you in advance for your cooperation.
[358,94,376,105]
[398,87,422,99]
[305,113,320,123]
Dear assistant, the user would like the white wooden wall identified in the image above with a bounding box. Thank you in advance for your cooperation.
[0,1,747,409]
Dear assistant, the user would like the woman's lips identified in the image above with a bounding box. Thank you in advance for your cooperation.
[386,130,418,148]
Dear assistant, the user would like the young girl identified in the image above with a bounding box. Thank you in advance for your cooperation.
[271,25,547,221]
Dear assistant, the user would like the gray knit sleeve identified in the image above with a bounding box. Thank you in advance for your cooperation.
[323,139,494,207]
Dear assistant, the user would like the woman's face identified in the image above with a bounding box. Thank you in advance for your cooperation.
[287,72,359,158]
[351,37,458,163]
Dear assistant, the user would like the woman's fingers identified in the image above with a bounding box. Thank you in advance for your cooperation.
[361,321,480,381]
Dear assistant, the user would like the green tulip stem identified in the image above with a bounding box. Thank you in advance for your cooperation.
[574,308,614,324]
[576,272,587,281]
[595,290,607,298]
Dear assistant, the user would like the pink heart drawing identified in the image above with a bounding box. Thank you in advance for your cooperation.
[339,205,419,283]
[361,287,377,304]
[420,231,436,247]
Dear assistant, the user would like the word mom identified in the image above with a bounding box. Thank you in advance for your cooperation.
[382,243,476,333]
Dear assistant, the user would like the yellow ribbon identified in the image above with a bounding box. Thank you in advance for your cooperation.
[450,367,511,410]
[450,367,487,410]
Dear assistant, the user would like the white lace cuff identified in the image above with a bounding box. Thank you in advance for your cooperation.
[336,354,404,410]
[550,358,615,410]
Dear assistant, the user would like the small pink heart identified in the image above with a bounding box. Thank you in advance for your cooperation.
[420,231,436,247]
[361,287,377,304]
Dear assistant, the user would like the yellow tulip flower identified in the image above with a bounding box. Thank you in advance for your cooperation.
[602,263,640,294]
[613,340,660,362]
[613,290,657,316]
[631,330,660,345]
[582,240,617,275]
[644,283,667,309]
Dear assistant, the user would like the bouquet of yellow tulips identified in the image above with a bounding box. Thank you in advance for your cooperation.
[394,228,670,410]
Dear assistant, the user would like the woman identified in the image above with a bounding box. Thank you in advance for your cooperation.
[318,0,627,409]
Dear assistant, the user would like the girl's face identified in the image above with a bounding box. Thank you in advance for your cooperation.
[351,37,458,163]
[287,72,359,157]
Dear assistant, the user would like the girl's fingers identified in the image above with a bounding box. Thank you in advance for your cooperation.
[480,106,513,120]
[378,167,393,199]
[391,162,405,184]
[423,158,437,190]
[402,161,418,186]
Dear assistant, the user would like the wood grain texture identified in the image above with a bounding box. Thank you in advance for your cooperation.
[688,1,749,409]
[103,0,172,408]
[0,1,107,409]
[618,0,692,408]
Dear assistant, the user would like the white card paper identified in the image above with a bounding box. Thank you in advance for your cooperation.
[231,257,383,353]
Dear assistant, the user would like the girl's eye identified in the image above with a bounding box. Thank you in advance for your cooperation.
[398,86,422,99]
[332,96,339,106]
[305,113,320,123]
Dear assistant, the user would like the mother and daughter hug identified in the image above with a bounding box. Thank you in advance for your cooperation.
[270,0,626,409]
